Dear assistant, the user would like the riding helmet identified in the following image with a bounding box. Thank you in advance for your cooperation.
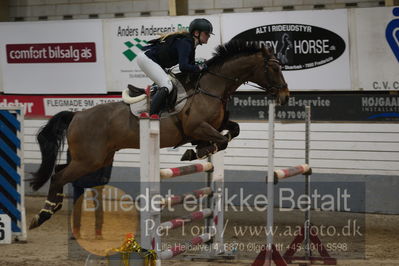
[189,18,213,35]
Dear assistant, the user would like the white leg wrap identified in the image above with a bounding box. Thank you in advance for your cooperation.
[45,200,56,206]
[213,143,219,153]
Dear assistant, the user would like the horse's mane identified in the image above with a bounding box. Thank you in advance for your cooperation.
[206,40,262,67]
[174,40,262,88]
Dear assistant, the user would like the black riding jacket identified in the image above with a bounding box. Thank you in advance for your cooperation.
[143,33,201,73]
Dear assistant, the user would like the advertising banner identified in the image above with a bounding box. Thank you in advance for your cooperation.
[0,94,121,117]
[220,9,351,91]
[103,15,221,91]
[2,92,398,122]
[352,7,399,91]
[229,92,399,122]
[0,20,106,94]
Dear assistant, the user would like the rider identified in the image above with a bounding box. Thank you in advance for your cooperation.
[136,18,213,115]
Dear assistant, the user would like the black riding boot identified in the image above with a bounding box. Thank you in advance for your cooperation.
[150,86,169,115]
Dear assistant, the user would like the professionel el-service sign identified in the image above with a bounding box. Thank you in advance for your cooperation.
[103,15,221,92]
[220,9,351,91]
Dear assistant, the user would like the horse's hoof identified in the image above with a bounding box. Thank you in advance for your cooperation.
[29,214,41,230]
[29,211,52,230]
[181,149,197,161]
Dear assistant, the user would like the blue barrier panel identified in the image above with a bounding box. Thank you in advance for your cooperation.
[0,107,26,241]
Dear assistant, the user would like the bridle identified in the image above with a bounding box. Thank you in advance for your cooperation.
[187,53,288,104]
[263,57,288,91]
[204,55,287,94]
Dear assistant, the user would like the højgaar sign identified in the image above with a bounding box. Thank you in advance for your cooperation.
[232,23,346,71]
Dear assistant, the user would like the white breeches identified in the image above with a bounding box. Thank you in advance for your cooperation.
[136,52,173,93]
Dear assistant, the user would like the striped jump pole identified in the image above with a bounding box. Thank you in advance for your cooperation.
[273,164,312,184]
[160,162,213,179]
[0,106,27,242]
[159,208,212,231]
[139,112,226,262]
[162,187,212,207]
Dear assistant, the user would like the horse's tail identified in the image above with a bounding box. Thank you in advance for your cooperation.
[30,111,75,191]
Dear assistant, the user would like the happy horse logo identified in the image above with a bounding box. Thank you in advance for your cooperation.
[123,38,148,61]
[277,33,293,65]
[386,7,399,62]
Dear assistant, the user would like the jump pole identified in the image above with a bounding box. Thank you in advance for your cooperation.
[139,113,161,253]
[253,104,336,265]
[304,105,311,260]
[162,187,213,207]
[265,102,276,264]
[139,113,226,261]
[253,103,314,266]
[282,106,336,265]
[208,149,225,256]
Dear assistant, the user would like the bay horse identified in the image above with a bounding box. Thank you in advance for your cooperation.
[28,40,290,230]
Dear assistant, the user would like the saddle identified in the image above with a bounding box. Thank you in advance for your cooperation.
[127,83,178,112]
[122,74,189,117]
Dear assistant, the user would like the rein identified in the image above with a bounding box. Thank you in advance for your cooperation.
[205,70,274,93]
[182,56,286,103]
[201,56,286,95]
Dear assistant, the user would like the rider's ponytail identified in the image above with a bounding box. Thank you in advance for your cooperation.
[148,30,189,45]
[159,30,189,42]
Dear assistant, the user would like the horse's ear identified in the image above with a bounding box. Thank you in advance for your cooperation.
[268,45,274,55]
[260,43,269,57]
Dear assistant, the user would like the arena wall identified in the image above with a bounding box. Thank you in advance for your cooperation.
[23,119,399,214]
[8,0,385,21]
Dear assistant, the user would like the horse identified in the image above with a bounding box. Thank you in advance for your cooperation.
[28,40,290,230]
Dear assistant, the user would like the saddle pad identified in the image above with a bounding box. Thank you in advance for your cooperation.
[129,77,188,117]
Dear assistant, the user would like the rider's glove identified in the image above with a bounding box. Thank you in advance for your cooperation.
[197,62,208,72]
